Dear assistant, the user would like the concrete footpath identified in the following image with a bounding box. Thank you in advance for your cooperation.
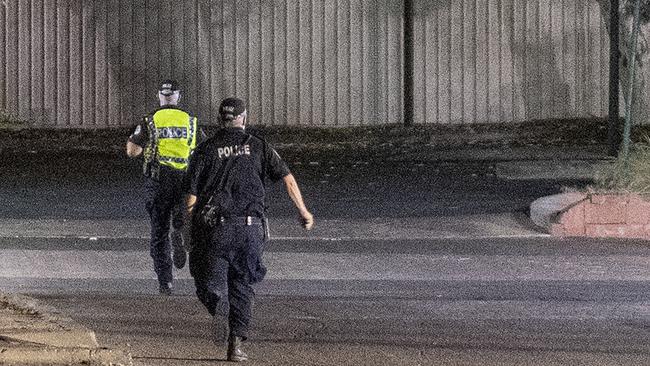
[0,143,617,365]
[0,293,132,365]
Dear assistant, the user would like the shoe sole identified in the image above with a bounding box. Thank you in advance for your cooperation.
[227,351,249,362]
[227,355,249,362]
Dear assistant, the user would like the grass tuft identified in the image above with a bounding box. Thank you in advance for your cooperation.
[593,136,650,195]
[0,111,29,129]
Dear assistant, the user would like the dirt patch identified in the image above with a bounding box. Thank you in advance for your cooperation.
[0,118,644,162]
[0,293,41,316]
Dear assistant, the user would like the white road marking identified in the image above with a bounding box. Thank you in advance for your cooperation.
[0,233,550,240]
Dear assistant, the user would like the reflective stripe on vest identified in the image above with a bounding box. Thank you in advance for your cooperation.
[149,108,197,170]
[159,156,189,164]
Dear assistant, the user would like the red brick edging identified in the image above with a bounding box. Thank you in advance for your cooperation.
[550,193,650,239]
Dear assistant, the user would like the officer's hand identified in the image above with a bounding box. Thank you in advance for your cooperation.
[300,211,314,230]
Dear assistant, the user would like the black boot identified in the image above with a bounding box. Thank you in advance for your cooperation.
[227,335,248,362]
[158,282,173,296]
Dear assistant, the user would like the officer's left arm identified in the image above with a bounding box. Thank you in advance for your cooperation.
[264,144,313,229]
[186,194,197,215]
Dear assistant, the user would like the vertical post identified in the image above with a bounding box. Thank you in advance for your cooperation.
[622,0,642,161]
[608,0,620,157]
[403,0,414,126]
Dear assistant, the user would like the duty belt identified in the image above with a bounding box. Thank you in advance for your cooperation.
[218,216,263,226]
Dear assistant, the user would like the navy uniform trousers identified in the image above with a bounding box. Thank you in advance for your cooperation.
[189,217,267,340]
[144,166,185,286]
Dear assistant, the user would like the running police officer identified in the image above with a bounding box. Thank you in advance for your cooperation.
[126,80,201,296]
[185,97,314,362]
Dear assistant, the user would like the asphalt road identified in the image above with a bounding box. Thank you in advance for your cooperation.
[1,236,648,365]
[1,151,576,219]
[1,151,649,365]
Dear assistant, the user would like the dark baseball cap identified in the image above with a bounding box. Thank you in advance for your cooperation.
[159,80,180,96]
[219,97,246,120]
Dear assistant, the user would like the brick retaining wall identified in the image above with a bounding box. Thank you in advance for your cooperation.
[551,194,650,239]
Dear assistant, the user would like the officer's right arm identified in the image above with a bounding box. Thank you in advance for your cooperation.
[126,141,143,157]
[126,121,147,158]
[184,146,207,215]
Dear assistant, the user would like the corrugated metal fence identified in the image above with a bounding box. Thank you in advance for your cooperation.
[412,0,609,125]
[0,0,609,128]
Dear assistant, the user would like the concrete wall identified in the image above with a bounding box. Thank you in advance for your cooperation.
[0,0,610,128]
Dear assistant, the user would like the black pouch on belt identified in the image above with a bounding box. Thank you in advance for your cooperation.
[198,196,221,228]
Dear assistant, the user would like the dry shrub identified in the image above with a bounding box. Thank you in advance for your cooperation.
[594,137,650,194]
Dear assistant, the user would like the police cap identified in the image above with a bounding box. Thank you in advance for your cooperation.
[219,97,246,120]
[159,80,180,96]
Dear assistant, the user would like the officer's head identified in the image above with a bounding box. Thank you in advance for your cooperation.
[218,97,247,129]
[158,80,181,106]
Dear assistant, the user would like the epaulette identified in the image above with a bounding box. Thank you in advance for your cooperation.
[245,127,266,142]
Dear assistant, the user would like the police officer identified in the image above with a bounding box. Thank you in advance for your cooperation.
[126,80,200,296]
[185,97,313,361]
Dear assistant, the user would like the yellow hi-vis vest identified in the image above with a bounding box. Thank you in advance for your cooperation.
[144,108,198,171]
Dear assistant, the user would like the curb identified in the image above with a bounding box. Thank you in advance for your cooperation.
[530,192,650,239]
[529,192,588,232]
